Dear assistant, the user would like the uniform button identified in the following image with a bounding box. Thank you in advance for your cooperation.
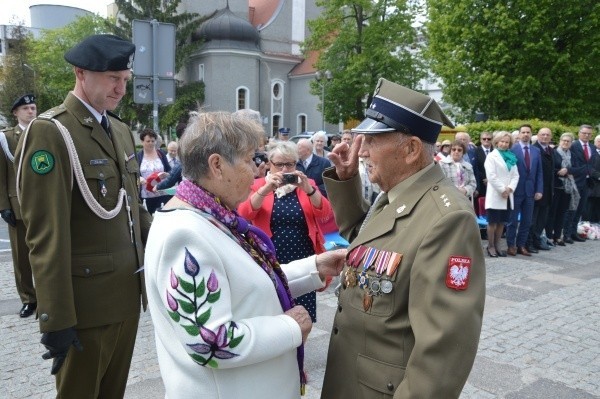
[387,382,394,391]
[127,195,132,202]
[433,185,439,191]
[84,268,91,275]
[333,326,338,334]
[99,173,105,178]
[338,305,342,312]
[40,313,49,322]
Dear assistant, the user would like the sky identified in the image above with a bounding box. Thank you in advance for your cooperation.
[0,0,113,26]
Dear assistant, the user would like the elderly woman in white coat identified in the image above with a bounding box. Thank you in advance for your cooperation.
[484,131,519,257]
[144,111,345,399]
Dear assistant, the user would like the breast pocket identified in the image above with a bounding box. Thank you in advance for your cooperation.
[82,164,119,207]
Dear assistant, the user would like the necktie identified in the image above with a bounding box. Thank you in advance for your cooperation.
[360,192,388,233]
[546,146,551,155]
[524,146,530,171]
[100,115,111,137]
[485,149,489,156]
[304,160,309,169]
[583,143,590,161]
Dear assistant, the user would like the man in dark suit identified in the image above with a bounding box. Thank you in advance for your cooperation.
[296,138,331,197]
[528,127,554,250]
[506,124,543,256]
[586,135,600,223]
[564,124,598,240]
[15,34,152,398]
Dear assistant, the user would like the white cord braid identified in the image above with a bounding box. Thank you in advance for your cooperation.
[16,118,134,241]
[0,132,14,162]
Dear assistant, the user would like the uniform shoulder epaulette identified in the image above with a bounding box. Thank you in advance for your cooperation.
[1,126,14,133]
[107,111,123,122]
[37,104,68,120]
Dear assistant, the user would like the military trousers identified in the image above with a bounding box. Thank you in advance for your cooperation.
[8,219,36,304]
[55,313,140,399]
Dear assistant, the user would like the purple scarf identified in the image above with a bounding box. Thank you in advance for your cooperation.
[175,180,306,393]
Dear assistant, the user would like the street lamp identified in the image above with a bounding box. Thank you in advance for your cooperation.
[315,70,332,130]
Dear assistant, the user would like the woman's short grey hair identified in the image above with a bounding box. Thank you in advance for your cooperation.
[492,131,513,147]
[268,141,299,163]
[312,131,327,142]
[560,132,574,142]
[179,111,263,181]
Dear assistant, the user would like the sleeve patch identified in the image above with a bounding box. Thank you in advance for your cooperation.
[446,255,471,290]
[30,150,55,175]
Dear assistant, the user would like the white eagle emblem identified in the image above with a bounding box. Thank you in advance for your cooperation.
[449,264,469,287]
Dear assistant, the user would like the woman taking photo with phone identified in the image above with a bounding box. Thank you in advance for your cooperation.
[238,141,332,322]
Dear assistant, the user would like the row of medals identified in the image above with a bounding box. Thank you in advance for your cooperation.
[343,245,403,311]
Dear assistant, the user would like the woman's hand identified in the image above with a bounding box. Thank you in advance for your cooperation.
[295,172,314,193]
[315,249,347,280]
[285,306,312,343]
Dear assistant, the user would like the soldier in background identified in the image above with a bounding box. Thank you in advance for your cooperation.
[0,94,37,317]
[15,34,151,397]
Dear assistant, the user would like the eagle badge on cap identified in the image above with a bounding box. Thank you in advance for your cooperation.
[127,53,134,69]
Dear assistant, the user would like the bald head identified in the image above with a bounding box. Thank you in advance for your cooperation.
[297,139,313,160]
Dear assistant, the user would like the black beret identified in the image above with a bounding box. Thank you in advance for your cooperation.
[64,34,135,72]
[11,94,35,112]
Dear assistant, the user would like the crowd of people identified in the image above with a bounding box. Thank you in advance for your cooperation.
[0,32,594,399]
[433,126,600,256]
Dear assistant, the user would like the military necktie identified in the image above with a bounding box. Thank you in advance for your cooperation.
[524,145,530,171]
[583,143,590,161]
[100,115,111,138]
[359,192,388,233]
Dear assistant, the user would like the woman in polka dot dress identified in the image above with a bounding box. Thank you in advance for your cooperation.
[238,141,332,322]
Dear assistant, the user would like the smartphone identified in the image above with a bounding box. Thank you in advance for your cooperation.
[253,152,268,166]
[282,173,298,184]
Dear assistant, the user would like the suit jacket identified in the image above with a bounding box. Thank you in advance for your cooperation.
[533,142,554,206]
[484,149,519,210]
[511,142,543,197]
[589,149,600,197]
[0,125,24,219]
[15,93,152,332]
[237,177,331,254]
[321,165,485,398]
[474,145,492,196]
[570,140,598,189]
[296,154,330,197]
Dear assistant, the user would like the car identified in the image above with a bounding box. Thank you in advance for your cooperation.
[289,132,338,146]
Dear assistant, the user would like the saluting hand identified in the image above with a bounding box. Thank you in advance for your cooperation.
[328,135,363,180]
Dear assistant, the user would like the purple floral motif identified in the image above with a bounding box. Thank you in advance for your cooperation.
[207,270,218,292]
[165,247,243,368]
[184,247,200,276]
[166,292,178,311]
[170,268,178,289]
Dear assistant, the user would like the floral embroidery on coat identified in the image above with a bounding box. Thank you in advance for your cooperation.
[166,247,244,368]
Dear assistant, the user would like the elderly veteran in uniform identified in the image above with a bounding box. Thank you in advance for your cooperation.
[321,78,485,398]
[0,94,37,317]
[14,34,152,398]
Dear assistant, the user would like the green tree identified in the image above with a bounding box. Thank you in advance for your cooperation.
[303,0,426,124]
[0,23,35,125]
[426,0,600,125]
[27,15,109,115]
[111,0,210,133]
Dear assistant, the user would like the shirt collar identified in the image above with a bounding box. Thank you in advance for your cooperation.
[72,93,105,123]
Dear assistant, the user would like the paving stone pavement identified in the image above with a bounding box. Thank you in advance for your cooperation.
[0,238,598,398]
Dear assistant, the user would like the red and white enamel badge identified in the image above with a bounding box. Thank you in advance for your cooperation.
[446,256,471,290]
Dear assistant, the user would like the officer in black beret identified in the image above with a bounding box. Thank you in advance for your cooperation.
[0,94,37,318]
[15,34,151,398]
[321,78,485,398]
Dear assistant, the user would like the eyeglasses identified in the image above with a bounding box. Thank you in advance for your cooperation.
[271,162,296,169]
[451,148,463,152]
[481,137,491,141]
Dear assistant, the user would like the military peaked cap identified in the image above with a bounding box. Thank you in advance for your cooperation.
[11,94,36,112]
[352,78,454,143]
[279,127,291,135]
[64,34,135,72]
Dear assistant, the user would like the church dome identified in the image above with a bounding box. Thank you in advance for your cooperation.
[193,6,260,51]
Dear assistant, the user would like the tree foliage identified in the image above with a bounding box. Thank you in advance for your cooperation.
[27,15,109,116]
[109,0,210,132]
[425,0,600,125]
[0,24,34,126]
[303,0,426,124]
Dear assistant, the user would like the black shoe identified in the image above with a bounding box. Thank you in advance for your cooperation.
[564,237,574,244]
[553,239,566,247]
[19,303,37,318]
[497,250,507,257]
[535,242,551,250]
[527,246,539,254]
[571,234,585,242]
[486,247,498,258]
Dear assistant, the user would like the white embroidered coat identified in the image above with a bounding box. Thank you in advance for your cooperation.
[144,208,325,399]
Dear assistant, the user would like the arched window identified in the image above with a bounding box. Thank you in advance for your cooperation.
[237,86,249,110]
[297,114,307,133]
[272,114,282,136]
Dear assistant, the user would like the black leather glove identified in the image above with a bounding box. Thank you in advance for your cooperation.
[41,327,83,375]
[0,209,16,227]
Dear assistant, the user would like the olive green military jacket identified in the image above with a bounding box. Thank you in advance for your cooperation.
[0,125,24,218]
[15,93,152,333]
[321,164,485,399]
